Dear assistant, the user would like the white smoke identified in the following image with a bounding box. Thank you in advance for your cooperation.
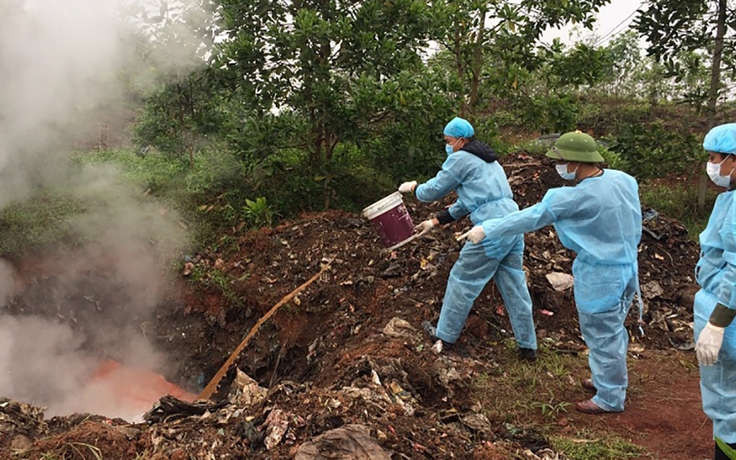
[0,0,211,419]
[0,314,176,420]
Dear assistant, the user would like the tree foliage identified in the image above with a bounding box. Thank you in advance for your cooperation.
[213,0,433,167]
[427,0,612,118]
[634,0,735,210]
[633,0,735,118]
[127,0,724,220]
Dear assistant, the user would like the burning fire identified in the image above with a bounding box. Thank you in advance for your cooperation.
[79,359,196,421]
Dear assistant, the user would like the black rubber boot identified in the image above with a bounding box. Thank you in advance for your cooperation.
[715,440,736,460]
[518,347,537,362]
[421,321,440,342]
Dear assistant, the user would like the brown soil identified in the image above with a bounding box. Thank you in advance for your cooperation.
[0,153,713,459]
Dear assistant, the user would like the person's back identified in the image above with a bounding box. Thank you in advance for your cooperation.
[547,169,641,266]
[442,142,519,222]
[416,140,521,258]
[538,169,641,312]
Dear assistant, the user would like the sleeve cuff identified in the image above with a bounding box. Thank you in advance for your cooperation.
[436,210,455,225]
[710,303,736,328]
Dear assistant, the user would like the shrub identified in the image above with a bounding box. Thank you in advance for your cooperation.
[607,123,704,179]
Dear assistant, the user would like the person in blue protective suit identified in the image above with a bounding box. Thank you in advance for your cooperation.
[398,117,538,361]
[693,123,736,460]
[458,131,642,414]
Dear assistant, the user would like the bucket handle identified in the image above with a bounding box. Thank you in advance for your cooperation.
[385,232,422,252]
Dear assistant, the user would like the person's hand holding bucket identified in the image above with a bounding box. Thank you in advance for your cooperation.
[398,181,417,193]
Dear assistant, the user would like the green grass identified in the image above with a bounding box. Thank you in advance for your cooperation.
[73,146,242,206]
[186,262,241,305]
[72,147,250,252]
[471,341,650,458]
[471,341,590,423]
[0,191,89,260]
[551,431,646,460]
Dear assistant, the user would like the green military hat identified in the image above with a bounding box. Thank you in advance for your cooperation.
[545,131,604,163]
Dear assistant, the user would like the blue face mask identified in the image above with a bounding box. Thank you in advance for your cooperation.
[445,139,460,156]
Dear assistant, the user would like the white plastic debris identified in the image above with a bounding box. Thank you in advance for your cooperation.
[641,281,664,299]
[228,369,267,407]
[545,272,574,291]
[261,409,291,450]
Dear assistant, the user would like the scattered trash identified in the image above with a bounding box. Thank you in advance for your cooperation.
[0,398,46,439]
[668,337,696,351]
[295,424,392,460]
[0,153,704,459]
[261,408,291,450]
[642,208,659,222]
[229,369,267,407]
[545,272,574,291]
[144,395,227,424]
[641,281,664,300]
[461,413,492,433]
[382,317,418,338]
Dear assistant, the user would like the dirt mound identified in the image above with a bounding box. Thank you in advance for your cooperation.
[0,153,703,459]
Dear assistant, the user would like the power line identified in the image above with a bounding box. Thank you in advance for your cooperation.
[593,4,641,46]
[593,1,645,46]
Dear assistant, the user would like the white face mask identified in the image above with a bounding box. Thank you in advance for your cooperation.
[707,157,733,188]
[555,163,577,181]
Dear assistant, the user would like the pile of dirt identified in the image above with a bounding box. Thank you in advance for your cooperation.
[0,153,703,459]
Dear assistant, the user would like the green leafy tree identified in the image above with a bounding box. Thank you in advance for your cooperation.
[591,30,647,99]
[588,30,708,105]
[428,0,612,119]
[124,0,220,166]
[633,0,735,207]
[133,70,225,161]
[633,0,734,126]
[214,0,432,168]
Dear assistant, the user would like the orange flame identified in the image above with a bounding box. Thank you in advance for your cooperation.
[84,359,196,420]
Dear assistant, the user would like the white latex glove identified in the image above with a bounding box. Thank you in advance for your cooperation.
[398,181,417,193]
[415,219,435,236]
[696,322,725,366]
[457,225,486,244]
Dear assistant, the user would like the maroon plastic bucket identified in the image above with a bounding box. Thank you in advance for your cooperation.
[362,192,415,249]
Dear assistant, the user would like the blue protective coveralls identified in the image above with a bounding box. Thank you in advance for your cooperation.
[694,188,736,443]
[415,142,537,350]
[481,169,641,412]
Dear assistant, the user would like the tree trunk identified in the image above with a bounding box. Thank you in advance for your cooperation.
[706,0,726,129]
[697,0,726,210]
[467,6,487,117]
[453,25,463,79]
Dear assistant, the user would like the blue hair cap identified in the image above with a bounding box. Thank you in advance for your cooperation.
[704,123,736,154]
[443,117,474,138]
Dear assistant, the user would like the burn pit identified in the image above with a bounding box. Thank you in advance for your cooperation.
[0,153,706,459]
